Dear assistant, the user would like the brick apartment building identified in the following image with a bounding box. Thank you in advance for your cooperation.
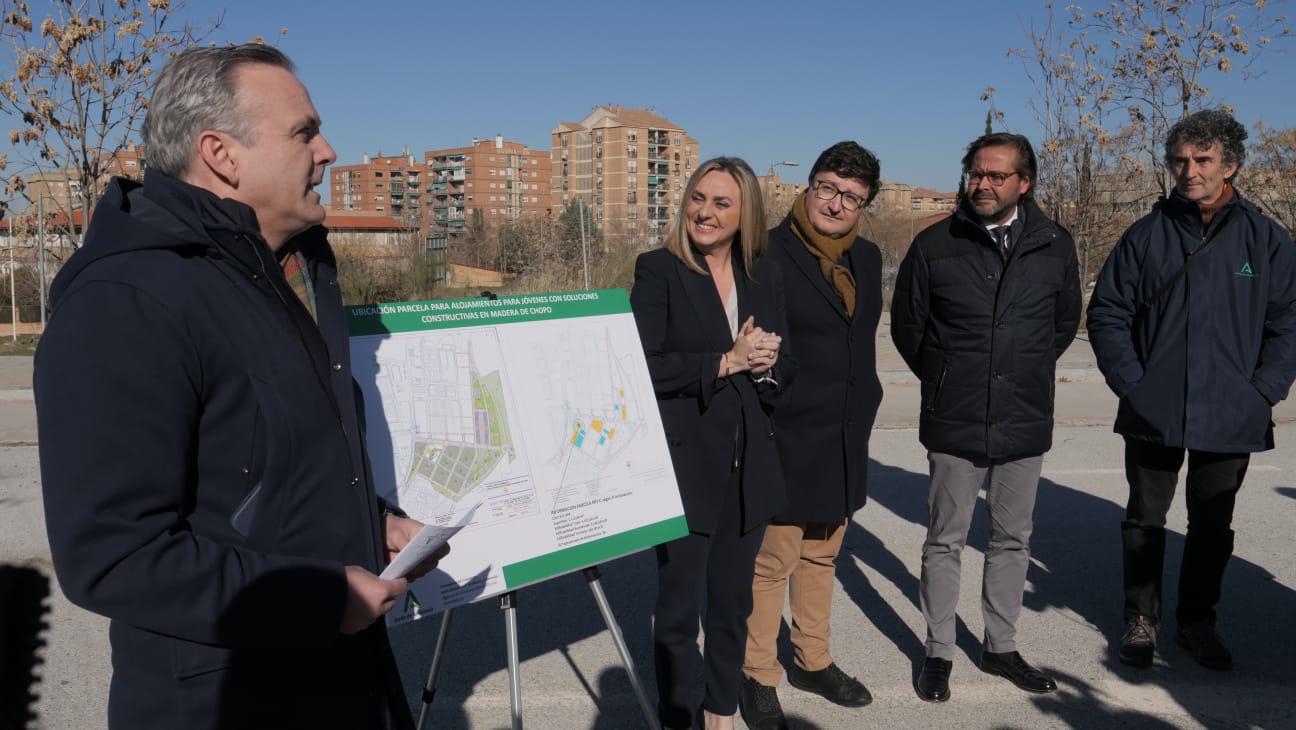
[875,179,958,214]
[328,151,428,228]
[551,105,699,248]
[425,135,551,236]
[22,143,146,215]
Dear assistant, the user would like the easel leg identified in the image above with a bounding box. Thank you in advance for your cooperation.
[501,591,523,730]
[583,566,660,730]
[416,608,454,730]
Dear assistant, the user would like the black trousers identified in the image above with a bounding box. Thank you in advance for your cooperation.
[1122,438,1248,626]
[653,471,764,729]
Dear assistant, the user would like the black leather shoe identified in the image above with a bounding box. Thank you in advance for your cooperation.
[738,676,789,730]
[1175,621,1233,671]
[980,651,1057,694]
[1118,615,1157,668]
[916,657,951,703]
[787,662,872,707]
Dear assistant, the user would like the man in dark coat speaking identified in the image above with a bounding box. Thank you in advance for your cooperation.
[1088,109,1296,672]
[738,142,884,730]
[34,45,444,729]
[891,133,1081,702]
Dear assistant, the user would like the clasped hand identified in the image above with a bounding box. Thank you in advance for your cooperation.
[725,315,781,376]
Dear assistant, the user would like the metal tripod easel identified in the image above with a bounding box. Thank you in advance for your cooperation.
[415,565,659,730]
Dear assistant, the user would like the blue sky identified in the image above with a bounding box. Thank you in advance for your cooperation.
[10,0,1296,198]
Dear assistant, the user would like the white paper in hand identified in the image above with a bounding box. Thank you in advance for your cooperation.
[380,501,481,580]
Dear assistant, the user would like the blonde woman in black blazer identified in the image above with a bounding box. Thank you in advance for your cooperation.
[630,157,792,730]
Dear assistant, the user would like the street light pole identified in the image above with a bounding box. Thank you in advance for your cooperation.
[767,160,799,179]
[9,242,16,342]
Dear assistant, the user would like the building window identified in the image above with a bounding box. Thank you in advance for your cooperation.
[375,171,384,177]
[628,175,636,187]
[628,130,637,142]
[376,183,384,189]
[628,161,637,173]
[376,195,384,200]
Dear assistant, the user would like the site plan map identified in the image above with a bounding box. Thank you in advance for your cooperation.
[348,289,685,623]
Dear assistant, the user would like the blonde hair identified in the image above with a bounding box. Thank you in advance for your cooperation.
[664,157,767,276]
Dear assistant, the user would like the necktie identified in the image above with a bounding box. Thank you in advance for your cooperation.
[992,226,1009,256]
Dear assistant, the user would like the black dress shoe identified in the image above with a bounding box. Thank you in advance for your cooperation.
[787,662,873,707]
[1118,615,1157,668]
[1175,621,1233,671]
[916,657,951,703]
[738,676,789,730]
[980,651,1057,693]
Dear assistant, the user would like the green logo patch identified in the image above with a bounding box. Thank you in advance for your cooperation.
[1235,261,1257,278]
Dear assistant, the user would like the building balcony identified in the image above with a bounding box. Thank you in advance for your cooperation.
[430,182,448,192]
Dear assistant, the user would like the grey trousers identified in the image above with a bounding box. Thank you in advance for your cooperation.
[920,451,1043,659]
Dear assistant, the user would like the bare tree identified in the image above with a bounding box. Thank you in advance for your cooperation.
[0,0,220,246]
[1247,124,1296,238]
[1013,4,1150,287]
[1062,0,1291,196]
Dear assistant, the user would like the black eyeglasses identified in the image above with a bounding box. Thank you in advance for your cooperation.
[811,180,867,212]
[964,170,1020,187]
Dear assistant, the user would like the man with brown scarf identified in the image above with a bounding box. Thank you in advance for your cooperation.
[738,142,883,730]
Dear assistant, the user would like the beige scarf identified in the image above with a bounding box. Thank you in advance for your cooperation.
[790,190,856,317]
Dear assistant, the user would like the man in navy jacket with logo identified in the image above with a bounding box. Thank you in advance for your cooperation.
[1089,109,1296,672]
[35,45,443,728]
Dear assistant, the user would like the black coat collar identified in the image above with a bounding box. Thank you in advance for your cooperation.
[953,197,1057,257]
[675,250,745,350]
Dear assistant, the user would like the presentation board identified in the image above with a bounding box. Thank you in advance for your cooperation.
[348,289,686,625]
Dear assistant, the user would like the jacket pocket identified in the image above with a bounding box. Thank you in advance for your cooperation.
[229,481,263,537]
[922,358,951,413]
[172,638,235,680]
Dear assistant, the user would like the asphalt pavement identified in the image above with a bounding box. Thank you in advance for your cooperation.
[3,343,1295,729]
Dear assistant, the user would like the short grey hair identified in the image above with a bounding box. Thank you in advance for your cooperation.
[142,44,295,178]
